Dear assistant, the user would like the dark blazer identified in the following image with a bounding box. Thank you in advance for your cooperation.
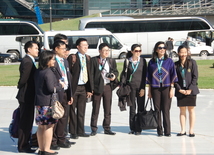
[174,59,199,97]
[16,55,36,103]
[52,58,73,103]
[67,52,92,93]
[90,56,119,94]
[120,57,147,90]
[34,68,63,106]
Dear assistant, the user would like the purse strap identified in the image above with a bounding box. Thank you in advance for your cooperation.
[144,98,155,110]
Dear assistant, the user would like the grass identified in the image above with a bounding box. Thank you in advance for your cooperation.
[0,60,213,89]
[39,13,100,31]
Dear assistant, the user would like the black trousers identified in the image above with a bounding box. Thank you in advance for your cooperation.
[18,101,34,151]
[52,92,69,145]
[90,85,112,132]
[129,87,145,131]
[69,85,86,135]
[151,86,172,135]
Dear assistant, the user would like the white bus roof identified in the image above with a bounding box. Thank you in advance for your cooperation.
[44,29,114,36]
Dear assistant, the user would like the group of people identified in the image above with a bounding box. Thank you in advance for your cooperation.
[15,33,199,155]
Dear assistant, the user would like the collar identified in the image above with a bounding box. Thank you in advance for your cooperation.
[78,52,85,57]
[129,56,140,62]
[56,55,63,61]
[26,54,35,62]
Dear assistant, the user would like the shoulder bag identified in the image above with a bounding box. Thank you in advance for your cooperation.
[51,87,64,119]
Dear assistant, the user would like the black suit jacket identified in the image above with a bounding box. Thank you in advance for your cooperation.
[16,55,36,103]
[67,52,92,93]
[52,57,73,103]
[90,56,119,94]
[174,59,200,97]
[34,68,63,106]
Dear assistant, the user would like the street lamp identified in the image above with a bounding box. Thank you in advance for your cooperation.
[50,0,52,30]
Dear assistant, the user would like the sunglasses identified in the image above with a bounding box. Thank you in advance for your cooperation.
[134,50,142,53]
[157,47,166,50]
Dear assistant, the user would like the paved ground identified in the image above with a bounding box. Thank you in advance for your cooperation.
[0,86,214,155]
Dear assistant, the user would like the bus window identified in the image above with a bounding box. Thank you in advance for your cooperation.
[19,23,40,34]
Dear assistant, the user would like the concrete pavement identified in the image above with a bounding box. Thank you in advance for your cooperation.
[0,86,214,155]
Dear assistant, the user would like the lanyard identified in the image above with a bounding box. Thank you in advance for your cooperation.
[56,57,66,75]
[99,59,107,71]
[180,66,186,87]
[129,61,139,82]
[156,57,164,83]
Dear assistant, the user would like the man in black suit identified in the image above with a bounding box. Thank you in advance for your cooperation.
[90,43,119,136]
[67,38,93,139]
[16,41,39,153]
[51,40,73,150]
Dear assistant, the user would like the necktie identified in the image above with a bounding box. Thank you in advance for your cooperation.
[82,56,88,83]
[60,59,65,77]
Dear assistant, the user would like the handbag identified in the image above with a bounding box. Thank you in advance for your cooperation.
[137,98,158,130]
[51,87,64,119]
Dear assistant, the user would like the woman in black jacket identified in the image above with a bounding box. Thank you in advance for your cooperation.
[120,44,147,135]
[34,50,64,155]
[174,45,199,137]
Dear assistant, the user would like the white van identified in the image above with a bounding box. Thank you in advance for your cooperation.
[43,29,128,59]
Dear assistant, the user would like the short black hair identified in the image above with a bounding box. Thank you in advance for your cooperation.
[99,43,109,50]
[54,33,68,42]
[52,40,66,51]
[38,50,55,70]
[76,38,87,47]
[24,41,38,53]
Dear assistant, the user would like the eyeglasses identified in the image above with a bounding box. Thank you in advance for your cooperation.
[59,48,67,51]
[134,50,142,53]
[157,47,166,50]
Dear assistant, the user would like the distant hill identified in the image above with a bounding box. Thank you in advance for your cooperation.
[39,13,100,31]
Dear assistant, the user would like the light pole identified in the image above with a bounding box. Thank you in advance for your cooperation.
[50,0,52,30]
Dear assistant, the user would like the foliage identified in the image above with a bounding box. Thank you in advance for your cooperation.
[39,14,100,31]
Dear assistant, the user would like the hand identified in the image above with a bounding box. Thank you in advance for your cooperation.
[68,97,73,105]
[139,89,145,97]
[87,92,93,98]
[179,89,186,95]
[109,74,116,81]
[185,90,192,95]
[148,91,152,98]
[59,80,65,88]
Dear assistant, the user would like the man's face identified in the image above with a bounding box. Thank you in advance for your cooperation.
[99,46,110,59]
[27,43,39,58]
[55,44,67,58]
[77,41,88,55]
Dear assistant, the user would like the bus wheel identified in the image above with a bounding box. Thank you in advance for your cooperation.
[200,51,208,56]
[119,52,127,59]
[4,57,12,63]
[8,51,20,59]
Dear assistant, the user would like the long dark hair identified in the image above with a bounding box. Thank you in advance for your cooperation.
[38,50,55,70]
[151,41,168,62]
[126,44,141,58]
[177,45,191,68]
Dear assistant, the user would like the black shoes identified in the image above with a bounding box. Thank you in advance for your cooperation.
[189,133,195,137]
[70,134,79,139]
[58,142,71,148]
[128,130,135,134]
[50,144,60,150]
[38,151,58,155]
[66,139,76,145]
[78,133,90,137]
[164,134,171,137]
[90,131,97,136]
[18,147,36,153]
[104,130,116,135]
[135,132,141,135]
[177,132,186,136]
[158,134,163,137]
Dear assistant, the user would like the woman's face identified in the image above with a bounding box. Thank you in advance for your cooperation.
[47,56,56,67]
[178,48,188,61]
[131,47,141,57]
[156,44,166,57]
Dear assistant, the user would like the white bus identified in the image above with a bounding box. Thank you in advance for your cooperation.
[43,29,128,59]
[0,20,43,58]
[79,16,214,57]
